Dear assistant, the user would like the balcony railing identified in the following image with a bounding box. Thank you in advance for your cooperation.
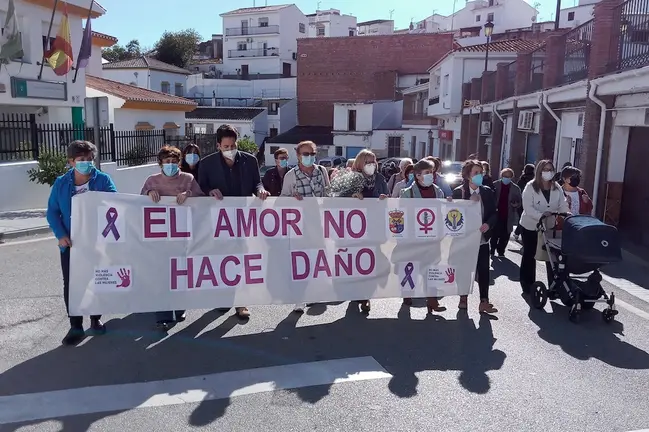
[225,25,280,36]
[228,48,280,58]
[527,46,546,94]
[609,0,649,72]
[562,19,594,84]
[428,96,440,106]
[504,61,516,98]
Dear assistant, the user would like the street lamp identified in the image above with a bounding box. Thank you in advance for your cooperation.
[428,129,434,157]
[483,21,495,72]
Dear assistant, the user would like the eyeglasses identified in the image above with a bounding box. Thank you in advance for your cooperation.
[300,152,316,157]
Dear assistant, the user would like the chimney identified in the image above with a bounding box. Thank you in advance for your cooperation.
[409,21,414,30]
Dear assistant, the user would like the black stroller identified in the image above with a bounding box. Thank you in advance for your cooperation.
[530,213,621,323]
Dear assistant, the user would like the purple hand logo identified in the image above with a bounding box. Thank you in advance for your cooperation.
[116,268,131,288]
[445,268,455,284]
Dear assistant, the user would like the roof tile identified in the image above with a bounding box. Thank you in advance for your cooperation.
[266,125,333,146]
[221,4,291,15]
[102,56,192,75]
[455,39,544,53]
[185,107,266,121]
[86,75,197,106]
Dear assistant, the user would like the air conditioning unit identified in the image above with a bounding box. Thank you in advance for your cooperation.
[518,110,534,130]
[480,121,492,135]
[292,52,298,60]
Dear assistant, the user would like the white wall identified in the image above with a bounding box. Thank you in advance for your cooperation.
[558,4,594,28]
[271,98,297,134]
[333,103,373,131]
[357,21,394,36]
[371,130,406,158]
[87,45,104,77]
[0,0,87,110]
[372,101,402,129]
[187,75,296,100]
[607,125,630,182]
[188,119,254,142]
[84,87,123,124]
[404,129,431,158]
[101,68,188,95]
[308,11,357,37]
[114,109,187,135]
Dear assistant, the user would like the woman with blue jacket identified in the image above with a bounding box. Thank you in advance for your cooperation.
[46,140,117,346]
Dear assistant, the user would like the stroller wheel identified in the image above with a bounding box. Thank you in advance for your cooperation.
[602,308,617,323]
[530,281,548,309]
[581,300,596,310]
[569,304,581,323]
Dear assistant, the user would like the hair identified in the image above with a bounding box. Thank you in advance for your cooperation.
[67,140,97,160]
[346,158,355,168]
[561,165,581,179]
[295,140,316,153]
[562,161,572,168]
[274,147,289,159]
[461,159,483,180]
[532,159,557,192]
[481,161,490,175]
[500,167,514,177]
[182,143,200,157]
[413,158,435,175]
[523,163,535,176]
[404,164,415,178]
[157,145,182,164]
[216,124,239,143]
[351,149,376,172]
[399,158,413,170]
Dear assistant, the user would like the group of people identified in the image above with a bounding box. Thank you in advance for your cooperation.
[46,123,594,346]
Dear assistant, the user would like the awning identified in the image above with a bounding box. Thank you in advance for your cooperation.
[163,122,180,129]
[135,122,155,131]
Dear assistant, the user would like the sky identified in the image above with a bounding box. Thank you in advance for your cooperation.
[91,0,568,48]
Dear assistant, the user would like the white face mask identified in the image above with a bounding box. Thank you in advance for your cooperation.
[363,163,376,176]
[222,149,237,160]
[542,171,555,181]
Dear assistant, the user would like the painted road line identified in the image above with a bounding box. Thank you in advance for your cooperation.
[602,274,649,305]
[0,356,391,425]
[617,299,649,321]
[0,235,55,247]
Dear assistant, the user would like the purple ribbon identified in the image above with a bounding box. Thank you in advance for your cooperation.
[102,207,120,240]
[400,262,415,289]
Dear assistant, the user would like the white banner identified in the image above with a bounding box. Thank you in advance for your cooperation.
[69,192,483,315]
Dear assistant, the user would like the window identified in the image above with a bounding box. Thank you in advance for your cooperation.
[349,29,355,36]
[237,42,247,51]
[42,35,55,57]
[348,109,357,131]
[269,102,279,115]
[174,83,183,96]
[387,136,401,157]
[573,138,583,168]
[269,128,278,138]
[1,28,24,60]
[299,23,306,33]
[577,113,584,126]
[487,13,494,22]
[567,11,575,21]
[489,0,494,5]
[269,145,279,155]
[335,146,343,156]
[317,25,325,36]
[443,74,450,96]
[258,17,269,27]
[476,15,481,22]
[161,82,170,94]
[410,136,416,157]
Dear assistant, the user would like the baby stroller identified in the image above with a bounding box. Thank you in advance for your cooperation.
[530,213,621,323]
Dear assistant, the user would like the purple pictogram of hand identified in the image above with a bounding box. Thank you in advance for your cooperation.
[116,268,131,288]
[445,268,455,284]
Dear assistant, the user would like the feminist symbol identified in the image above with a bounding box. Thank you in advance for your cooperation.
[400,262,415,290]
[101,207,120,240]
[416,208,436,234]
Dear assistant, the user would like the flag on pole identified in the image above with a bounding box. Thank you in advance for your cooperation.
[46,1,74,75]
[76,5,93,69]
[0,0,24,64]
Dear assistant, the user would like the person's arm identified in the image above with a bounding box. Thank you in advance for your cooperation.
[391,181,402,197]
[46,178,68,240]
[320,166,331,188]
[103,174,117,193]
[557,188,570,214]
[580,189,593,214]
[522,184,544,221]
[189,176,204,197]
[387,174,396,193]
[197,158,211,195]
[378,176,389,196]
[251,160,263,195]
[452,187,462,200]
[280,170,295,197]
[486,189,499,229]
[262,170,272,192]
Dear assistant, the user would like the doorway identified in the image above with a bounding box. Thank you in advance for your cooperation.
[282,62,291,78]
[619,126,649,248]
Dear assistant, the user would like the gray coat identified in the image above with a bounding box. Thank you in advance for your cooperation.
[400,182,444,199]
[493,179,522,232]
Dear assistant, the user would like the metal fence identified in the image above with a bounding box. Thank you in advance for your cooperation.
[562,19,594,84]
[528,46,546,94]
[610,0,649,72]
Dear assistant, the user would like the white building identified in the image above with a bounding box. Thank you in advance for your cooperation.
[265,125,334,165]
[557,1,596,28]
[306,9,357,37]
[357,19,394,36]
[101,56,192,97]
[220,4,307,79]
[185,107,268,151]
[0,0,106,123]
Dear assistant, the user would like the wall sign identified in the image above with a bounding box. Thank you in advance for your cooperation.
[11,77,67,101]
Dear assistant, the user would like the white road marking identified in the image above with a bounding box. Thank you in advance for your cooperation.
[617,299,649,321]
[602,274,649,304]
[0,236,55,247]
[0,356,391,425]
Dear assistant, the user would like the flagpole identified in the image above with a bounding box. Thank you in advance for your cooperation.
[72,0,93,83]
[38,0,60,80]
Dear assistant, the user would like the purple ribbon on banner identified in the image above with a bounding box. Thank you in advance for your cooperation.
[102,207,120,240]
[400,262,415,289]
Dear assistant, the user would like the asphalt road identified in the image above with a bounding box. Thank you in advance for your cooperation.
[2,234,649,432]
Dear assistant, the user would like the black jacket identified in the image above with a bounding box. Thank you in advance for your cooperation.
[198,151,262,197]
[452,183,498,241]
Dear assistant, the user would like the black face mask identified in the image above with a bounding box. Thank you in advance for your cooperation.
[568,176,580,188]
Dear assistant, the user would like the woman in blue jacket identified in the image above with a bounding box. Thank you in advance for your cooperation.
[46,140,117,346]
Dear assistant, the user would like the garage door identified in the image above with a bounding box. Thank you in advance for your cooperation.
[345,147,365,159]
[619,126,649,248]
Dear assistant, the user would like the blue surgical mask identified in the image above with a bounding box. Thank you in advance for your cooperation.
[74,161,94,175]
[408,173,415,182]
[421,173,435,187]
[162,163,179,177]
[501,177,512,185]
[185,153,200,165]
[301,155,315,167]
[471,173,484,186]
[279,159,288,168]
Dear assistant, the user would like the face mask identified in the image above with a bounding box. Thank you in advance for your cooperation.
[569,177,581,187]
[162,163,179,177]
[185,153,200,165]
[74,161,94,175]
[542,171,555,181]
[279,159,288,168]
[501,177,511,185]
[408,173,415,182]
[421,173,435,187]
[222,149,237,160]
[301,155,315,167]
[471,173,484,186]
[363,163,376,176]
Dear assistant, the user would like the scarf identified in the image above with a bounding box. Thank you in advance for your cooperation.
[364,173,377,191]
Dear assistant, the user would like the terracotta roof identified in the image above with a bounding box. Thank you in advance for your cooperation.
[455,39,545,53]
[102,56,192,75]
[189,58,223,65]
[357,19,392,26]
[91,31,117,43]
[266,125,334,146]
[185,107,265,121]
[221,4,291,16]
[86,75,197,107]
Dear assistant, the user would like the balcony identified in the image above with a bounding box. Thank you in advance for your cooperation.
[225,25,280,37]
[609,0,649,73]
[428,96,440,106]
[527,46,546,94]
[562,19,593,84]
[228,48,280,58]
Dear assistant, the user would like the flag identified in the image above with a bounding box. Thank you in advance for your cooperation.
[0,0,24,64]
[76,16,92,69]
[46,1,73,75]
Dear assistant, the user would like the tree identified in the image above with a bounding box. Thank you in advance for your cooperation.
[153,29,201,69]
[237,135,258,155]
[102,39,141,63]
[27,151,68,186]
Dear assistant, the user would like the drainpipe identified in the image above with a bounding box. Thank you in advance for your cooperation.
[587,83,606,217]
[541,91,561,167]
[492,103,504,123]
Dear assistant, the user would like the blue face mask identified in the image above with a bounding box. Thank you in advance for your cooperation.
[74,161,94,175]
[501,177,511,185]
[421,173,435,187]
[162,163,179,177]
[301,155,315,167]
[471,173,484,186]
[279,159,288,168]
[408,173,415,182]
[185,153,200,165]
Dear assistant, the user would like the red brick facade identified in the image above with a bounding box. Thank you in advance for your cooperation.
[297,34,454,126]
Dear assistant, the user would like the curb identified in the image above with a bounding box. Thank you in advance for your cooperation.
[0,226,52,242]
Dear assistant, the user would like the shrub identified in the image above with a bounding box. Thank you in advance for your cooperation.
[237,135,258,155]
[123,144,152,167]
[27,151,69,186]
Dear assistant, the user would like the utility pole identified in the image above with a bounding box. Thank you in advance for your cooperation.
[554,0,561,30]
[389,9,394,20]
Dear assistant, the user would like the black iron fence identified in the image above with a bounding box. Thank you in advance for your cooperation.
[562,19,594,84]
[610,0,649,72]
[528,47,546,93]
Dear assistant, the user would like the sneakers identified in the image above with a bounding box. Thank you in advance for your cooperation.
[89,318,106,335]
[62,326,85,346]
[293,304,306,313]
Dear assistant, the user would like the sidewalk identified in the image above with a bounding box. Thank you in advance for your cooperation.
[0,209,51,241]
